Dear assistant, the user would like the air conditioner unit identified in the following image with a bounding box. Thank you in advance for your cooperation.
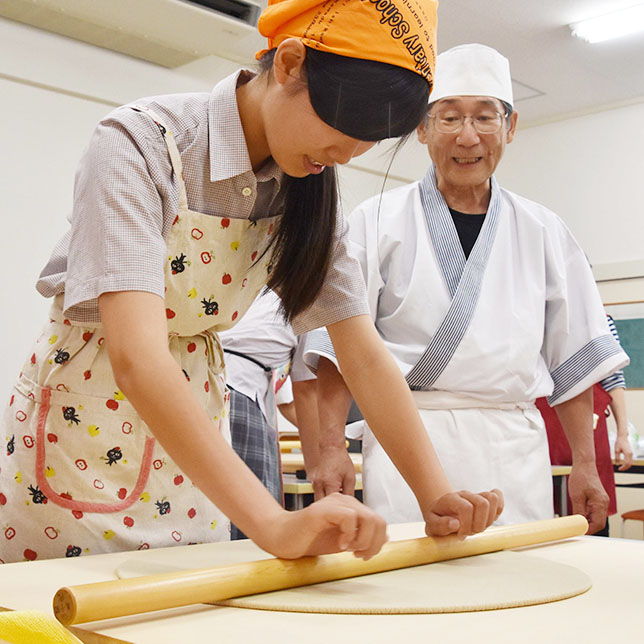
[0,0,266,67]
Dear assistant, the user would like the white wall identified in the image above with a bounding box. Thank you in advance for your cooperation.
[2,78,111,398]
[495,102,644,268]
[0,19,238,399]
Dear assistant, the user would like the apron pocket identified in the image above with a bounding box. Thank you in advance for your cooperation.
[27,382,155,513]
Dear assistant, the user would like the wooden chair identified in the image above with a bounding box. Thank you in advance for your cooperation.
[621,509,644,539]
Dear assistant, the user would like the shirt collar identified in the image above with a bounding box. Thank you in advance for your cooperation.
[207,69,282,185]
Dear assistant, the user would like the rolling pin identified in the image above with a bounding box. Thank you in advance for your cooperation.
[54,515,587,625]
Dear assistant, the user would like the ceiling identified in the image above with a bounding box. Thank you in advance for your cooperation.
[436,0,644,127]
[3,0,644,128]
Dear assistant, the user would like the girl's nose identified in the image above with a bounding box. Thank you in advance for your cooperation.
[332,139,376,165]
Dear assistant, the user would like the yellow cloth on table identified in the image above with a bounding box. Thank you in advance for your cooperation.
[0,611,83,644]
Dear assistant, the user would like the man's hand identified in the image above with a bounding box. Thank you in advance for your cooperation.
[568,462,609,533]
[554,388,608,533]
[614,434,633,471]
[423,489,504,539]
[312,446,356,500]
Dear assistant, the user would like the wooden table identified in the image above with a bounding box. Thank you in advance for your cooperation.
[0,523,642,644]
[281,452,362,475]
[280,440,349,453]
[283,473,363,510]
[614,456,644,475]
[279,439,304,452]
[280,461,572,514]
[551,465,573,515]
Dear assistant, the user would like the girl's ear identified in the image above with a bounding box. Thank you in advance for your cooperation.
[272,38,308,87]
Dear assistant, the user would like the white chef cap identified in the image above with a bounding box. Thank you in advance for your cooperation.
[430,43,513,107]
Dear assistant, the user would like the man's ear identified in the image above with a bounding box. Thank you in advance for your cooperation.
[506,110,518,144]
[417,118,429,144]
[272,38,307,87]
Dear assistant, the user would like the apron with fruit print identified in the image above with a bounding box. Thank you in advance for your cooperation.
[0,105,279,563]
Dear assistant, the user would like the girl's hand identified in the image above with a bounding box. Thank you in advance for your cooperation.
[259,493,388,560]
[423,489,504,539]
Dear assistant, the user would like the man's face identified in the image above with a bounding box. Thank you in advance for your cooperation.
[417,96,518,194]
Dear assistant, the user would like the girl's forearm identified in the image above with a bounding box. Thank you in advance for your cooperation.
[114,353,286,542]
[98,291,285,547]
[328,316,452,511]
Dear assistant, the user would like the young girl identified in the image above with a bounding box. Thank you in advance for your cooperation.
[0,0,501,564]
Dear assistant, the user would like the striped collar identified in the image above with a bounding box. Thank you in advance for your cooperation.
[419,165,501,298]
[405,166,502,390]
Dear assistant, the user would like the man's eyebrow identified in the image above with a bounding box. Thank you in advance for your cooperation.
[436,97,503,109]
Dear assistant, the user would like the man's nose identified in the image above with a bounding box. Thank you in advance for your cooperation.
[456,117,481,145]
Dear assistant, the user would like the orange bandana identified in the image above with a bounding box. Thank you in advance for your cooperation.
[256,0,438,84]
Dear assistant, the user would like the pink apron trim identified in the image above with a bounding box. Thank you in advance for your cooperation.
[35,387,156,513]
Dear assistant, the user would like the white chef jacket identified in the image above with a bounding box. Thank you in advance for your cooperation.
[304,166,629,524]
[307,166,627,404]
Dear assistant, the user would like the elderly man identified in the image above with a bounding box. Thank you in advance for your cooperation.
[304,43,629,533]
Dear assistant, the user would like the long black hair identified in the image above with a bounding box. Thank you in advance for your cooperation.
[258,48,430,321]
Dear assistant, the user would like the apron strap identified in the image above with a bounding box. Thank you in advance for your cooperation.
[130,104,189,211]
[223,349,272,373]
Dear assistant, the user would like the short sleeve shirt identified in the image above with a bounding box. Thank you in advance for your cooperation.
[36,69,368,334]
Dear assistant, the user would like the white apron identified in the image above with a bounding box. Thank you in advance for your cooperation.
[361,391,554,525]
[0,106,277,563]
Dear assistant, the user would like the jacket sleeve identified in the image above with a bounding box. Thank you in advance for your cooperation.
[541,218,629,405]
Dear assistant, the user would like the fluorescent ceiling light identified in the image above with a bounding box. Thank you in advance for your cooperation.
[570,3,644,43]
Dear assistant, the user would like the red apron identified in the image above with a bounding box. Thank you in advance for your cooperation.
[536,384,616,516]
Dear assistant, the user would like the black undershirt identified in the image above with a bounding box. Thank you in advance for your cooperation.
[449,208,486,259]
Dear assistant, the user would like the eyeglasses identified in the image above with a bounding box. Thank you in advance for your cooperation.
[428,110,508,134]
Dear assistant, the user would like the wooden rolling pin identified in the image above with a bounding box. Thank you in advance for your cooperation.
[54,515,587,625]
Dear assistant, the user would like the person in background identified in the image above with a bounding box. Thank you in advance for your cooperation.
[303,43,629,534]
[603,314,633,471]
[273,372,323,479]
[219,289,315,539]
[538,385,615,536]
[538,313,632,536]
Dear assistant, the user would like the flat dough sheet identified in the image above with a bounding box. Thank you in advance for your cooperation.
[116,550,591,614]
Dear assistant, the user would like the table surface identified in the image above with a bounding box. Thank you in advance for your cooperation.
[0,523,642,644]
[614,457,644,475]
[280,440,349,452]
[282,456,573,478]
[281,451,363,474]
[622,457,644,466]
[282,473,363,494]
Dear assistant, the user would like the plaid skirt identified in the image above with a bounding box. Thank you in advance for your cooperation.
[228,387,282,539]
